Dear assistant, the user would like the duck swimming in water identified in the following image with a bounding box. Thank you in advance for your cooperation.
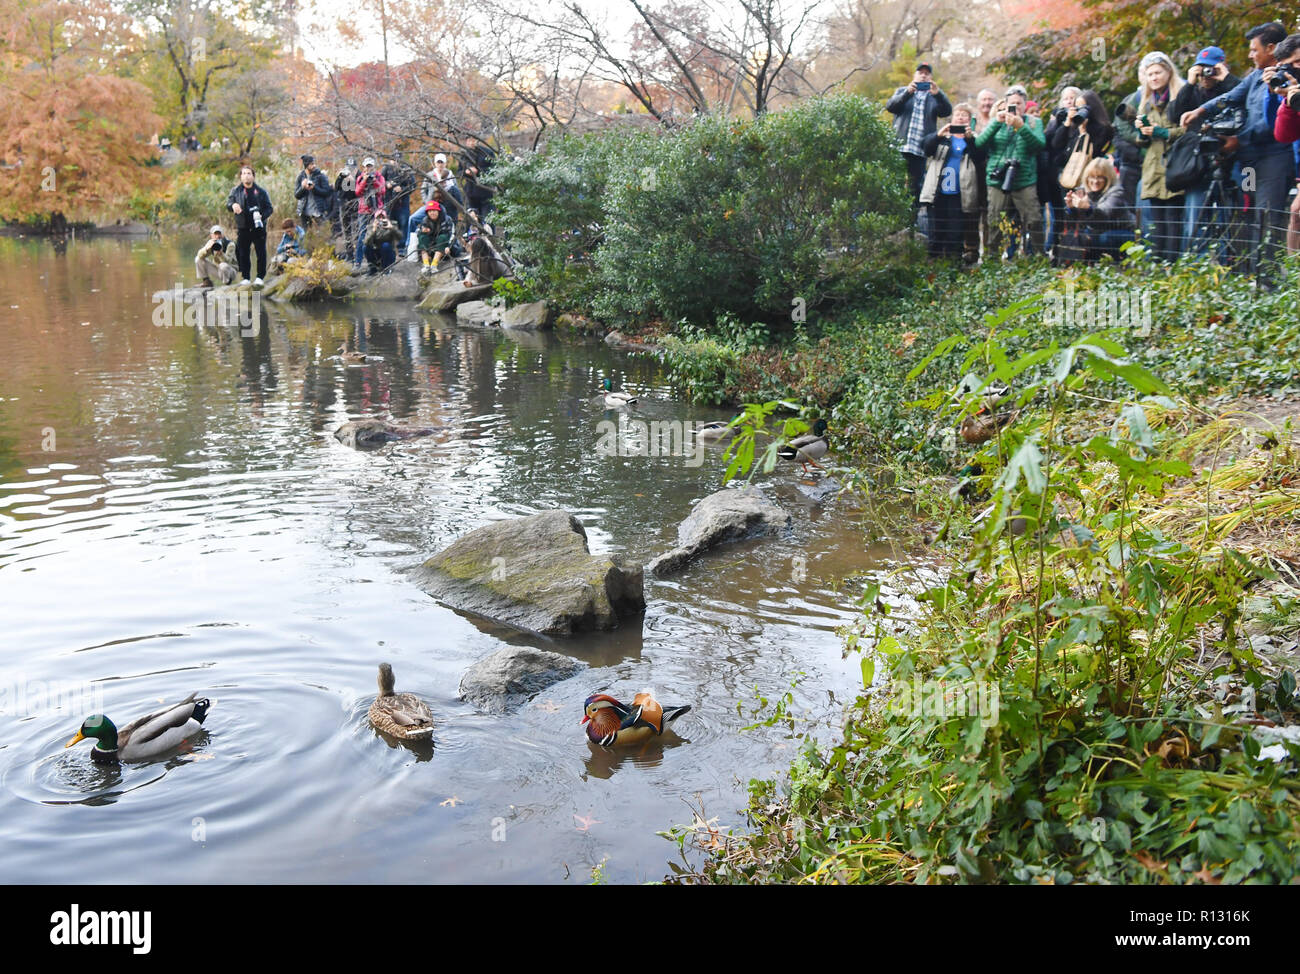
[65,693,211,763]
[582,692,691,747]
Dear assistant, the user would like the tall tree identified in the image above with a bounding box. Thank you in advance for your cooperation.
[0,0,162,220]
[989,0,1283,101]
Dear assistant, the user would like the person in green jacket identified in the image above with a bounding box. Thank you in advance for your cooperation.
[975,86,1047,258]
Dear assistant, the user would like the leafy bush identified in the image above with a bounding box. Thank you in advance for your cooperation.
[160,159,299,230]
[672,296,1300,884]
[495,95,911,332]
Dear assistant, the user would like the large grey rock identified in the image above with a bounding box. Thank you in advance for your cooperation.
[418,281,494,312]
[456,300,500,326]
[412,510,645,636]
[459,647,587,714]
[647,487,792,577]
[334,419,440,449]
[500,300,550,331]
[351,260,424,301]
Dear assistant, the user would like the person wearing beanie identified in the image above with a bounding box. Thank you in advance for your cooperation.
[294,154,332,227]
[886,62,954,223]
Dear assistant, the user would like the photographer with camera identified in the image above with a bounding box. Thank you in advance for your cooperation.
[974,86,1046,259]
[1171,47,1242,253]
[352,157,387,270]
[1049,89,1114,259]
[294,154,332,228]
[1115,52,1185,261]
[1268,34,1300,252]
[334,159,358,258]
[919,104,985,261]
[1060,158,1133,262]
[886,63,954,221]
[1041,88,1081,258]
[225,164,274,286]
[1181,22,1296,282]
[382,150,419,253]
[194,225,236,288]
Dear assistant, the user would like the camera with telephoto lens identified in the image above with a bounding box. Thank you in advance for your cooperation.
[1268,64,1299,91]
[991,159,1021,192]
[1074,105,1090,123]
[1197,104,1245,165]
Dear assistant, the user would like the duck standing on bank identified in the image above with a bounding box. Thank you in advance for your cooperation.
[582,692,691,747]
[777,419,829,475]
[65,693,212,763]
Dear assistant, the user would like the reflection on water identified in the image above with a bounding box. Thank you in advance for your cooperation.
[0,236,889,883]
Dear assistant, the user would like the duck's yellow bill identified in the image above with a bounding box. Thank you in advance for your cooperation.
[65,731,86,748]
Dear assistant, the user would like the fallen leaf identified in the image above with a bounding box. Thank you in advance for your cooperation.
[440,795,463,807]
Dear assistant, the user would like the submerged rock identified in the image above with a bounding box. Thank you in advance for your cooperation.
[647,487,792,577]
[500,300,550,331]
[334,419,439,449]
[458,647,587,714]
[412,510,645,636]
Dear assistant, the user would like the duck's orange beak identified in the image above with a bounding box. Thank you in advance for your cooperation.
[65,731,85,748]
[580,715,590,724]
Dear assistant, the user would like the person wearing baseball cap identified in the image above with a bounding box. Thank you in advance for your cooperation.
[294,153,331,228]
[416,201,452,271]
[195,224,235,287]
[1171,44,1242,253]
[886,61,952,221]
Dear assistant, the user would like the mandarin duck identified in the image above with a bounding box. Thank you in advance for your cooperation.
[582,692,691,747]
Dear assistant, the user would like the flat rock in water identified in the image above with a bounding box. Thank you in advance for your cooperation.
[796,476,842,504]
[456,300,500,326]
[350,261,424,301]
[419,281,494,312]
[500,300,550,330]
[647,487,792,577]
[412,510,645,636]
[458,647,587,714]
[334,419,438,449]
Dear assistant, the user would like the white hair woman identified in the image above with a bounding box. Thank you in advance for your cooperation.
[1128,52,1186,260]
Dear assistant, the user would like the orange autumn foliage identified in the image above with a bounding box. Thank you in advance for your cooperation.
[0,0,163,220]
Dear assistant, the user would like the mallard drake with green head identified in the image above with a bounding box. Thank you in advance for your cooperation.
[600,378,637,408]
[65,693,211,763]
[777,419,829,474]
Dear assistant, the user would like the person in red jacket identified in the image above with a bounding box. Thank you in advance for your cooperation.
[1273,38,1300,251]
[352,157,387,267]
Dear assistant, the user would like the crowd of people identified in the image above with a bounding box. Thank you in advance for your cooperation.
[889,21,1300,281]
[196,138,509,289]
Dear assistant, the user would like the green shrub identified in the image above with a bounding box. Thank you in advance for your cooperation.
[495,95,911,332]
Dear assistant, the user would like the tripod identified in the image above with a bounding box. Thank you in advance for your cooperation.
[1191,154,1244,265]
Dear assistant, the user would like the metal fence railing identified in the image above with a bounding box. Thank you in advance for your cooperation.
[917,197,1300,283]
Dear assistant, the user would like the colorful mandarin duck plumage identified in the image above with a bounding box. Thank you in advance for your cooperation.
[582,692,691,747]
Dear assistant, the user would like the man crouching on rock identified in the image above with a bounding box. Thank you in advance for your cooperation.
[195,225,237,288]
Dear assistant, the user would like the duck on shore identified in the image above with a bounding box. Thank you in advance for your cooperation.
[777,419,829,474]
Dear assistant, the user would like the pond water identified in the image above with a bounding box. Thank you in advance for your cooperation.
[0,236,889,883]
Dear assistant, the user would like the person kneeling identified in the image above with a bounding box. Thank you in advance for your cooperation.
[195,225,237,287]
[269,218,306,274]
[1060,158,1133,263]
